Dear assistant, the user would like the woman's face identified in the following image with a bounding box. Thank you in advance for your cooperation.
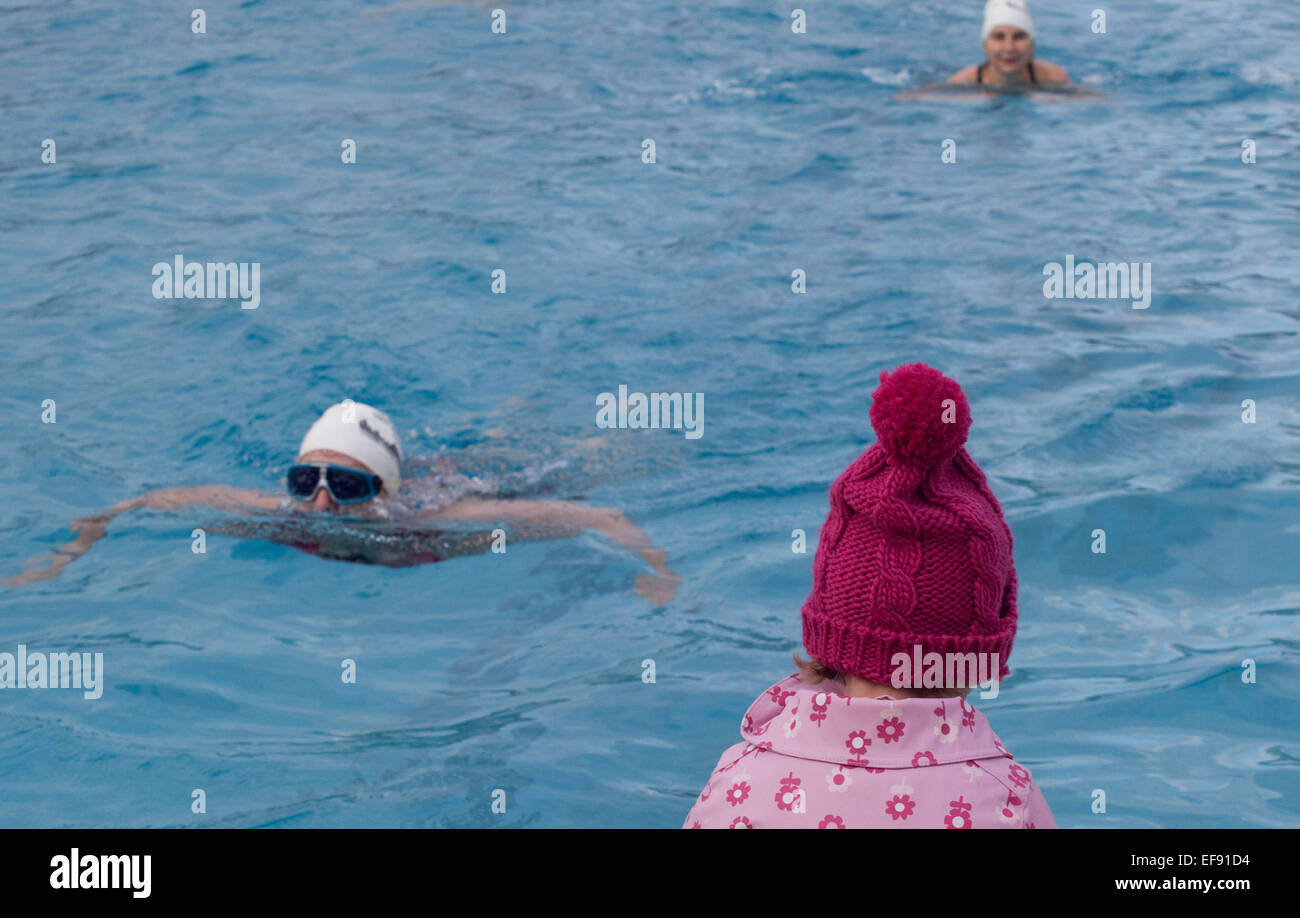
[294,448,380,515]
[983,26,1034,75]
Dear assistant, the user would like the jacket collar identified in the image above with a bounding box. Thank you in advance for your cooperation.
[739,673,1013,768]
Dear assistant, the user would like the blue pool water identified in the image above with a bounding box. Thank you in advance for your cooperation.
[2,0,1298,828]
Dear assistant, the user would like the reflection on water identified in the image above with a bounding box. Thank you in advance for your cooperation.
[896,82,1105,103]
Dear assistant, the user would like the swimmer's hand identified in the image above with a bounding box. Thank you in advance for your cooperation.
[3,514,109,587]
[635,571,682,606]
[4,487,277,587]
[432,498,681,603]
[630,545,681,605]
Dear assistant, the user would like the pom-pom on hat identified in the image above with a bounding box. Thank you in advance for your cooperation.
[801,363,1018,686]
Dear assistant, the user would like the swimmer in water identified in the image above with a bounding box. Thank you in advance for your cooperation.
[4,401,682,603]
[947,0,1068,88]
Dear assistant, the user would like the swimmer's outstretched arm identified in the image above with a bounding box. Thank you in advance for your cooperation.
[427,498,682,604]
[3,487,279,587]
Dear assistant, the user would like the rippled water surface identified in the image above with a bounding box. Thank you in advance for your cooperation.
[1,0,1298,827]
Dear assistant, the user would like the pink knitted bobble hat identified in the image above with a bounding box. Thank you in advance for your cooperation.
[801,362,1018,684]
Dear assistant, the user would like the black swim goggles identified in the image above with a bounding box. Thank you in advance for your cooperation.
[286,463,383,504]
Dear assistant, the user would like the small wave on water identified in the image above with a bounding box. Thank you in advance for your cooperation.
[669,68,775,105]
[398,455,497,513]
[895,81,1106,103]
[1239,62,1296,88]
[859,66,912,86]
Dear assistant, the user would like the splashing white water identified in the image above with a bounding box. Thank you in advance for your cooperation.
[860,66,912,86]
[1240,63,1295,88]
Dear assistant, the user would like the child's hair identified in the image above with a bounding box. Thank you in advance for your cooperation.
[792,653,971,699]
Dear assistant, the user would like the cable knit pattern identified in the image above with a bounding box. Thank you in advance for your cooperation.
[948,448,1019,651]
[929,454,1002,636]
[801,363,1018,684]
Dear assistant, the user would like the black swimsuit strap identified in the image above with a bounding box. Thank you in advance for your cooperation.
[1028,59,1037,82]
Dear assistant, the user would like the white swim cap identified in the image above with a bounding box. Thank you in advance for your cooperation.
[982,0,1034,40]
[297,400,404,496]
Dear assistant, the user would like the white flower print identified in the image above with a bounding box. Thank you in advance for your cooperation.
[825,767,853,794]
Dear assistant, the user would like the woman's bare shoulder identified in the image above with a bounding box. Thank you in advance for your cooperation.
[948,65,979,84]
[1034,60,1070,82]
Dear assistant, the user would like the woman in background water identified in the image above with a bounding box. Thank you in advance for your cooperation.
[948,0,1069,88]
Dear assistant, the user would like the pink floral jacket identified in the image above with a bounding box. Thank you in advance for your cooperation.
[683,673,1057,829]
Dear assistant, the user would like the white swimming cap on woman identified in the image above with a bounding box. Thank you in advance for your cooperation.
[982,0,1034,40]
[298,400,404,496]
